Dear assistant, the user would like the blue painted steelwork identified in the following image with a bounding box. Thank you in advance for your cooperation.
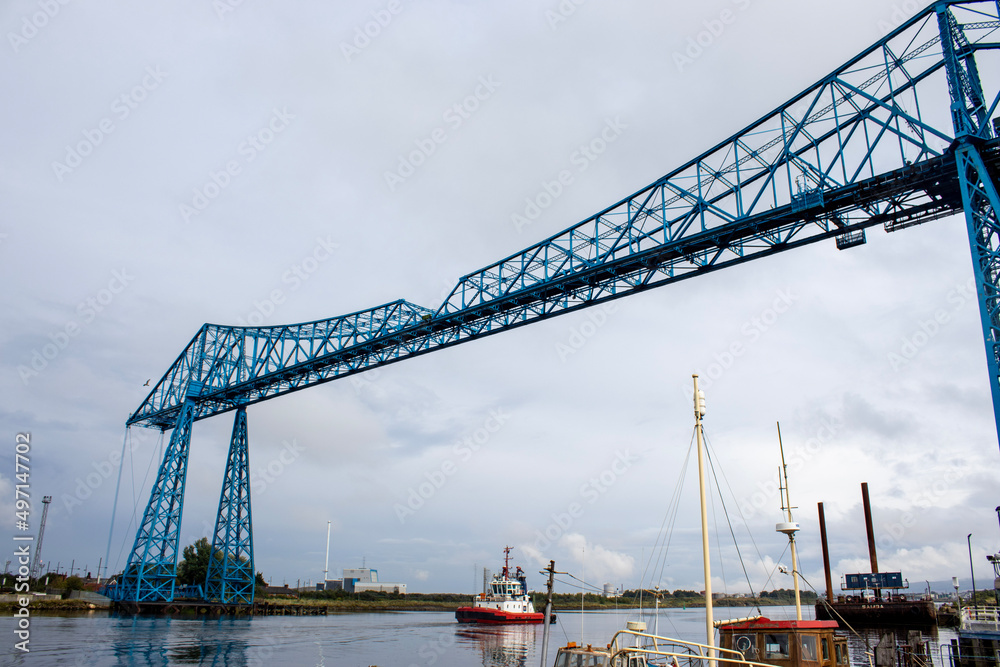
[936,2,1000,438]
[114,1,1000,604]
[113,397,196,602]
[204,407,254,605]
[126,2,1000,437]
[205,407,255,604]
[956,144,1000,435]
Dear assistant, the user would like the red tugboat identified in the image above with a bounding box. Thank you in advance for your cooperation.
[456,547,555,624]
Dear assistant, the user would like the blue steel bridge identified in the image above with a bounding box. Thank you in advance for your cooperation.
[107,2,1000,608]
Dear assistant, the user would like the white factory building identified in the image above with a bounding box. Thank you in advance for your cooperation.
[318,567,406,594]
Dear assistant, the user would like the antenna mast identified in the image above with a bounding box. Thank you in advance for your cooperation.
[323,520,331,585]
[775,423,803,620]
[31,496,52,581]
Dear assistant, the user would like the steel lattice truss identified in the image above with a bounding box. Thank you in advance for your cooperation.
[204,407,254,605]
[114,400,196,602]
[127,2,1000,435]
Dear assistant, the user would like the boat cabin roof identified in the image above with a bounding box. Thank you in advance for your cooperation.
[720,618,839,631]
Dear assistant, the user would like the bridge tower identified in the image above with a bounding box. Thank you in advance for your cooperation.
[937,4,1000,436]
[204,406,255,604]
[113,397,196,603]
[111,388,255,606]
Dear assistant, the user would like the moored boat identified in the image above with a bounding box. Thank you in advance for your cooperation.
[714,424,847,667]
[456,547,554,624]
[551,377,849,667]
[554,621,782,667]
[950,606,1000,667]
[813,483,937,627]
[717,617,849,667]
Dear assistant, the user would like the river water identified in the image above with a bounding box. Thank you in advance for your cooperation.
[0,605,959,667]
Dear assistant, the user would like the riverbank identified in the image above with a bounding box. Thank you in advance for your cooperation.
[2,594,802,614]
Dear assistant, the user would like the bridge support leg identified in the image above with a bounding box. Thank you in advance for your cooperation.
[114,399,196,602]
[204,406,254,604]
[956,140,1000,446]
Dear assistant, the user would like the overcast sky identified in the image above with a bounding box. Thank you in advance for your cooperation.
[3,0,1000,600]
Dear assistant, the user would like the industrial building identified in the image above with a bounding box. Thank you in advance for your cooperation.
[317,567,406,594]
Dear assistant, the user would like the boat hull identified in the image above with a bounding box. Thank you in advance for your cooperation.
[814,599,936,627]
[455,607,553,624]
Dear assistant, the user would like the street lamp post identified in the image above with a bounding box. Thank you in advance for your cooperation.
[968,534,978,612]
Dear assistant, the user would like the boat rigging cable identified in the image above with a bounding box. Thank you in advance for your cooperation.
[641,430,694,596]
[645,422,773,618]
[703,429,818,614]
[797,571,876,662]
[702,434,763,614]
[707,452,730,602]
[634,428,694,640]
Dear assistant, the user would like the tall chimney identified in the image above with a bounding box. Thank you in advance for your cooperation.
[818,502,834,602]
[861,482,879,574]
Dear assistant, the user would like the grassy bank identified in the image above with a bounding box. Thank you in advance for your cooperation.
[0,598,106,612]
[1,590,812,614]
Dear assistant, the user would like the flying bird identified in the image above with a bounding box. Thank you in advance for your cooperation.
[143,379,150,386]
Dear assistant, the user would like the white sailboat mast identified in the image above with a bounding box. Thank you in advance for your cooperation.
[692,375,715,661]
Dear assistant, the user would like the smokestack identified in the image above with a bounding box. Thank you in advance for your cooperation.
[861,482,879,573]
[818,502,834,601]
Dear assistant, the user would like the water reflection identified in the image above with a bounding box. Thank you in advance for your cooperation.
[456,623,541,667]
[98,615,253,666]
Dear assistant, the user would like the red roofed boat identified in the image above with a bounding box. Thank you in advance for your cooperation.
[718,617,849,667]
